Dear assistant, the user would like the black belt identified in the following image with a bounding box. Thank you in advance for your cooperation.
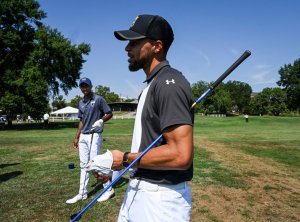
[82,132,95,135]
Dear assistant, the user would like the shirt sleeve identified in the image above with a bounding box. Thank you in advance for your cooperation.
[99,97,112,115]
[154,75,193,131]
[78,101,83,119]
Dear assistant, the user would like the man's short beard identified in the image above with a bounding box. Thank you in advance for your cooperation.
[128,54,150,72]
[128,62,141,72]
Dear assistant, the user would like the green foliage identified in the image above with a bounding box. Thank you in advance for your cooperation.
[250,87,287,116]
[33,26,90,96]
[0,0,90,117]
[190,58,300,116]
[68,95,81,108]
[191,81,208,113]
[277,58,300,110]
[95,85,120,103]
[209,84,232,114]
[224,80,252,113]
[51,95,66,110]
[191,81,249,114]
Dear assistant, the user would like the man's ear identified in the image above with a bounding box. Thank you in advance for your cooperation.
[153,40,163,54]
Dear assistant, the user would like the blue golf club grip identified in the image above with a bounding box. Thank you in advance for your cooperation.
[71,50,251,222]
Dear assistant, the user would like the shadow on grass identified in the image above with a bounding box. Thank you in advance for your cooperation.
[1,121,114,131]
[0,163,20,169]
[1,121,79,131]
[88,177,129,197]
[0,170,23,183]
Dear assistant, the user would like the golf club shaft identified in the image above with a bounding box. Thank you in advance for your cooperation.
[71,135,162,222]
[71,50,251,222]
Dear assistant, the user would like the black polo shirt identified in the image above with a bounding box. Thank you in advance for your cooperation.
[133,61,194,184]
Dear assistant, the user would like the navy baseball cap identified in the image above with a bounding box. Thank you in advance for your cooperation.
[114,14,174,50]
[79,77,92,86]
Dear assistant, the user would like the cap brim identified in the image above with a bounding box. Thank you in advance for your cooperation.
[79,82,91,86]
[114,30,146,40]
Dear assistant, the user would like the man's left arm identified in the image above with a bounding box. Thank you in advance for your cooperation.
[102,113,113,122]
[111,124,193,170]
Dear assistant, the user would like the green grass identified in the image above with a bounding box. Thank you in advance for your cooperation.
[0,116,300,221]
[194,116,300,173]
[0,121,131,222]
[193,147,248,189]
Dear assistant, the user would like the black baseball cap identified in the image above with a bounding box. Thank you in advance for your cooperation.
[114,14,174,50]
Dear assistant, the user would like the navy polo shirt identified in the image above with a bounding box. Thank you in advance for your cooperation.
[78,93,112,134]
[133,61,194,184]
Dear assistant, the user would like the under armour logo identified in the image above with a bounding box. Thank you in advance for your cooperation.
[166,79,175,84]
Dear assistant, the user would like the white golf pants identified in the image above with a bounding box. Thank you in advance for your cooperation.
[78,133,101,195]
[118,179,192,222]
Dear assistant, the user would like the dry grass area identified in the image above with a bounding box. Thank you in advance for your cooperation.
[190,139,300,222]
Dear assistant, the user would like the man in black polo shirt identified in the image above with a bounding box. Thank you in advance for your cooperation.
[111,14,194,221]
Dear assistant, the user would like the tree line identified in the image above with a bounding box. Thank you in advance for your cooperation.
[1,0,299,120]
[192,57,299,116]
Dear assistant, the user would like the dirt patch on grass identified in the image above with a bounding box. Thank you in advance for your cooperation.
[190,139,300,222]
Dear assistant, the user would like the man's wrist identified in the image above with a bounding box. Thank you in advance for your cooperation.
[122,152,130,167]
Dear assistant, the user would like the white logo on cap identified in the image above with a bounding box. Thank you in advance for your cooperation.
[131,16,139,28]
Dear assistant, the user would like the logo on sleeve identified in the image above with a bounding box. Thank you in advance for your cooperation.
[166,79,175,84]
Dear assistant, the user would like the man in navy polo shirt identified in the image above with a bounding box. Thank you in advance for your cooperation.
[110,15,194,222]
[66,77,114,204]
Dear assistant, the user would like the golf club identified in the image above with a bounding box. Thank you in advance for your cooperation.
[70,50,251,222]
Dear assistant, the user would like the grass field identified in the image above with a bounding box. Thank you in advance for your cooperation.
[0,116,299,222]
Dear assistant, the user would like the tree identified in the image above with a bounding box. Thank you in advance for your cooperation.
[268,88,288,116]
[0,0,90,118]
[68,95,82,108]
[224,80,252,113]
[209,83,232,114]
[95,85,119,103]
[277,58,300,110]
[249,87,287,116]
[191,81,209,113]
[192,81,232,114]
[52,95,67,110]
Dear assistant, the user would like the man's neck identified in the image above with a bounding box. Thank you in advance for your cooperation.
[84,92,93,100]
[144,57,164,77]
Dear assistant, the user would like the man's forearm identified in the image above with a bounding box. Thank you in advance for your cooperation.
[75,121,83,139]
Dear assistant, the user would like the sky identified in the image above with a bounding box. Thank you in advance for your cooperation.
[38,0,300,102]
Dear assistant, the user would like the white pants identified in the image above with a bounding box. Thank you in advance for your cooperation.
[78,133,102,195]
[118,179,192,222]
[78,133,114,195]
